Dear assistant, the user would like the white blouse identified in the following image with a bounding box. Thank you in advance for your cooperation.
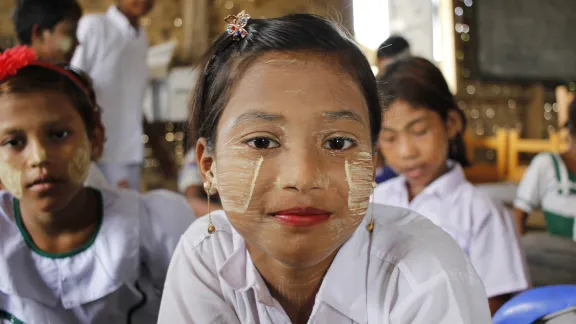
[374,163,529,299]
[0,188,195,323]
[158,204,491,323]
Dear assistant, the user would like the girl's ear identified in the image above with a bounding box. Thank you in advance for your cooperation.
[196,138,214,183]
[90,120,106,161]
[446,110,463,139]
[30,24,45,45]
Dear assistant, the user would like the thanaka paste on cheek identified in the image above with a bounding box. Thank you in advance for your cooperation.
[67,136,91,185]
[344,150,374,220]
[215,155,264,213]
[57,37,73,54]
[0,162,23,198]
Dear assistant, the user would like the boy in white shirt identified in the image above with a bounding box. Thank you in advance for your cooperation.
[72,0,154,190]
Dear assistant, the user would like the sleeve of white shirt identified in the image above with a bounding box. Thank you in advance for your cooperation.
[513,153,549,213]
[158,231,241,324]
[71,15,100,73]
[177,150,203,193]
[390,269,491,323]
[469,195,530,298]
[139,190,196,293]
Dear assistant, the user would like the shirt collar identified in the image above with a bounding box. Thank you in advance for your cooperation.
[218,230,276,306]
[388,160,467,200]
[106,5,143,38]
[218,213,372,323]
[314,216,370,324]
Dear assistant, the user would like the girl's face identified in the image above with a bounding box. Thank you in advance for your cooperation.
[117,0,154,19]
[198,53,375,268]
[0,91,95,212]
[379,100,458,191]
[33,18,79,64]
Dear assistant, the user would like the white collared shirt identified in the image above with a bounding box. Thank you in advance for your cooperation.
[85,162,112,190]
[0,188,195,324]
[72,6,148,164]
[374,162,530,298]
[158,205,491,323]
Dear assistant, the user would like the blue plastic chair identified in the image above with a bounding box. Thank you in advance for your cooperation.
[493,285,576,324]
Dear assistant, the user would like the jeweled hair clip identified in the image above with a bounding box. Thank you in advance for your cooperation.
[224,10,250,39]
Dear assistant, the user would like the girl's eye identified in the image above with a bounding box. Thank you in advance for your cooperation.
[51,130,70,140]
[413,128,428,136]
[324,137,355,150]
[2,138,25,148]
[246,137,280,149]
[380,135,395,143]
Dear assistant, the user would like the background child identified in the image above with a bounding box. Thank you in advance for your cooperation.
[12,0,81,64]
[513,97,576,286]
[373,57,529,314]
[0,46,193,323]
[72,0,154,190]
[375,35,410,79]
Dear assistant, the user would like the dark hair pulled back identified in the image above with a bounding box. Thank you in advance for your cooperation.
[378,57,471,167]
[0,65,99,137]
[189,13,381,151]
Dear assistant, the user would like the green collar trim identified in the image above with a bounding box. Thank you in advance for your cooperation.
[0,310,26,324]
[13,190,103,259]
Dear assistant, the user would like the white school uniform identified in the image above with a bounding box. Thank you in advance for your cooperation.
[71,6,148,166]
[0,188,194,324]
[514,152,576,239]
[158,205,491,323]
[85,162,112,190]
[373,162,530,299]
[177,150,203,193]
[514,152,576,286]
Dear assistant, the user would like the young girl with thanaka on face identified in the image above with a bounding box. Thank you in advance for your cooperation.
[373,57,529,315]
[0,47,194,324]
[159,13,491,324]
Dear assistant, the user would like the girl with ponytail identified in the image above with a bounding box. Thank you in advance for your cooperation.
[373,57,529,315]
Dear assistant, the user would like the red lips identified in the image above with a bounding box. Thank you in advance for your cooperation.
[272,207,331,227]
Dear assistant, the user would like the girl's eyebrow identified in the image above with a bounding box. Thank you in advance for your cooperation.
[322,110,365,125]
[232,110,284,127]
[381,116,428,132]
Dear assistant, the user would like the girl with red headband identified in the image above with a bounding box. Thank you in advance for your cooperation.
[0,46,194,324]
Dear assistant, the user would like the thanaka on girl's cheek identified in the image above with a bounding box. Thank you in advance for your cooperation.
[0,161,23,198]
[68,135,92,186]
[215,154,264,213]
[345,150,374,217]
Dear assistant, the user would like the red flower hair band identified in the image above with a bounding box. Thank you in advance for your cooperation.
[0,45,89,95]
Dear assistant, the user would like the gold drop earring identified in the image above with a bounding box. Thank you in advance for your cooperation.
[366,181,376,233]
[203,179,218,234]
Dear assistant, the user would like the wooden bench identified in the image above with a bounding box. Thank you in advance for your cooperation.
[506,130,568,182]
[464,129,509,183]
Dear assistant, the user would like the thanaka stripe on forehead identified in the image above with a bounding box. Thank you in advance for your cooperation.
[232,110,284,128]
